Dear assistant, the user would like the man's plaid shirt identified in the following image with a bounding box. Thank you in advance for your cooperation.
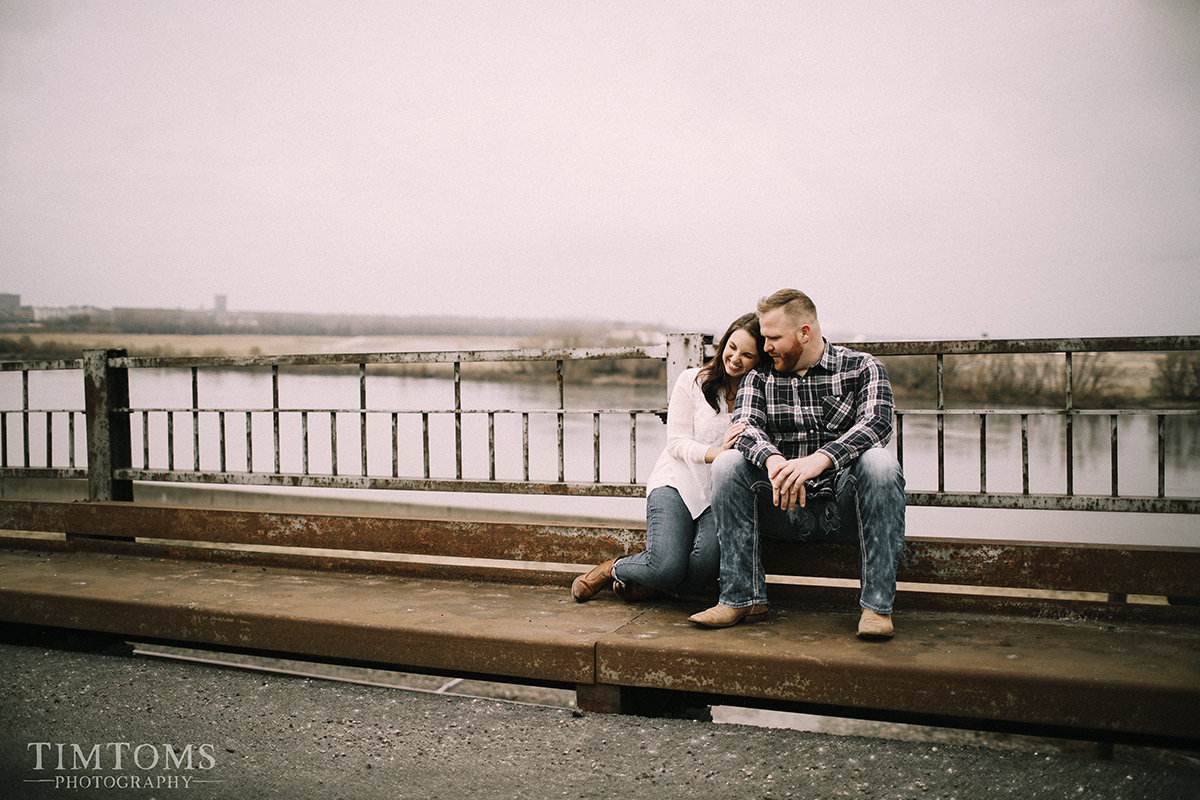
[732,339,895,501]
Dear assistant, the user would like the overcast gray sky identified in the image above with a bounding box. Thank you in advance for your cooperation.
[2,1,1198,339]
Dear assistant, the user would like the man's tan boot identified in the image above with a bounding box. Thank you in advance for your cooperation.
[689,604,769,628]
[857,608,894,640]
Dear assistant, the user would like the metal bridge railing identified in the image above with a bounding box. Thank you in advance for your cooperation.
[0,356,88,482]
[1,334,1197,514]
[110,342,675,500]
[862,336,1199,513]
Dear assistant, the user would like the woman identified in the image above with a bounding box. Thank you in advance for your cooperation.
[571,312,766,603]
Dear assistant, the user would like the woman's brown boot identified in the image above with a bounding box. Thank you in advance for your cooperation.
[571,558,617,602]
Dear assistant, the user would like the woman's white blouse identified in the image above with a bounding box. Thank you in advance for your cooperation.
[645,367,731,519]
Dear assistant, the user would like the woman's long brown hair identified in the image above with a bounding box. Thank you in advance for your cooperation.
[697,312,766,411]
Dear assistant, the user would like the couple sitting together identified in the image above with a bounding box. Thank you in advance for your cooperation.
[571,288,906,641]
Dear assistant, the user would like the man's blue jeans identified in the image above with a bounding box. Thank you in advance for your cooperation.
[710,447,906,614]
[612,486,719,595]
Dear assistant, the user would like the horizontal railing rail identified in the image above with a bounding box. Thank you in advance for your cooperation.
[110,344,669,369]
[839,335,1196,356]
[1,335,1197,514]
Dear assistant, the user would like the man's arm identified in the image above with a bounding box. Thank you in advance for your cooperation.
[731,369,779,465]
[815,354,894,472]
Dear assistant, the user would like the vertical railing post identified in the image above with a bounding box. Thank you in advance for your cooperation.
[455,361,463,480]
[665,333,708,396]
[191,367,200,472]
[1064,351,1074,496]
[359,363,368,477]
[273,366,282,475]
[83,349,133,502]
[936,354,946,493]
[21,370,30,468]
[556,360,565,482]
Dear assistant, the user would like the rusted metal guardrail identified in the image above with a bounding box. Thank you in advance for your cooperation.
[1,335,1197,514]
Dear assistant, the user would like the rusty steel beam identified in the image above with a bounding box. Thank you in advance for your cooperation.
[99,471,1199,511]
[905,491,1200,514]
[762,537,1200,597]
[0,499,646,564]
[895,539,1200,596]
[61,539,582,585]
[595,601,1200,742]
[761,581,1198,626]
[5,499,1198,597]
[0,549,644,686]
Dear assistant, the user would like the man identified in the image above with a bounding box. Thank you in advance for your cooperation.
[689,289,906,640]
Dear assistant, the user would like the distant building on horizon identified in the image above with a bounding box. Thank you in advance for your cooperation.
[0,293,35,324]
[34,305,109,322]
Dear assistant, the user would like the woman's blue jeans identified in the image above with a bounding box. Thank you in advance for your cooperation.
[612,486,719,595]
[710,447,906,614]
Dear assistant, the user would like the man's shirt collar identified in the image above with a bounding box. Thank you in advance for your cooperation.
[812,338,837,374]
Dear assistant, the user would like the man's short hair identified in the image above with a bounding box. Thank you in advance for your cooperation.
[757,289,818,325]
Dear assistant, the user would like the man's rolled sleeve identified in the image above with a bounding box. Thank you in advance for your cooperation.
[732,370,779,467]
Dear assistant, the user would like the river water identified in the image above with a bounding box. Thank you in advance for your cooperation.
[4,367,1198,546]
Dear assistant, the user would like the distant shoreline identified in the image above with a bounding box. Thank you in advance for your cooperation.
[0,332,669,385]
[1,331,534,357]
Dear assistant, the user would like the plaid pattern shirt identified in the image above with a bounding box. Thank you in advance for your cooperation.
[733,339,895,501]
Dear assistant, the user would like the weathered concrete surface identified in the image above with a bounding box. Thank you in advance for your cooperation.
[5,549,1200,740]
[1,627,1198,800]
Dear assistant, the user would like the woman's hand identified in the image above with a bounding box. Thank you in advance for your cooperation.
[721,422,746,451]
[706,422,746,463]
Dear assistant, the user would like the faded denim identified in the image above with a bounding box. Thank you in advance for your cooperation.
[710,447,906,613]
[612,486,719,595]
